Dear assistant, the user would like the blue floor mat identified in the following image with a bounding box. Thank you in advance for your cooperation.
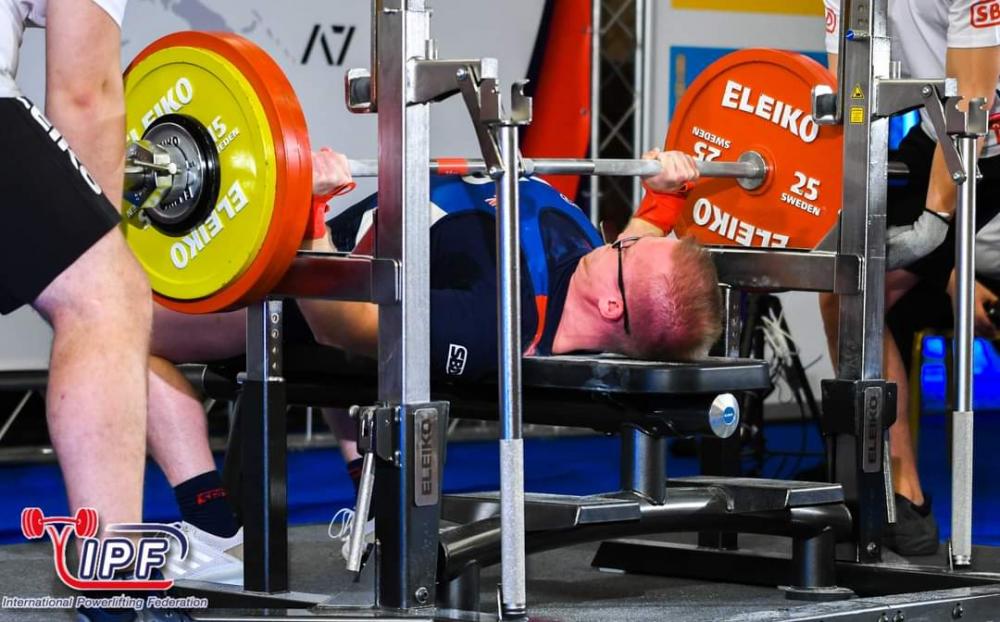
[1,414,998,546]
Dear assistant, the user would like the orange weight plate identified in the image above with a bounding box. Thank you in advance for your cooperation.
[666,49,842,249]
[125,32,312,313]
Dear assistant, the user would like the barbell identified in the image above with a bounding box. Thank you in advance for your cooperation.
[344,153,767,188]
[121,34,846,314]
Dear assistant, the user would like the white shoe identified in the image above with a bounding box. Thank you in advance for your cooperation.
[329,508,375,562]
[163,522,244,586]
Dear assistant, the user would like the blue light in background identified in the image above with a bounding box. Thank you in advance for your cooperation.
[924,335,946,360]
[890,111,920,150]
[919,335,1000,413]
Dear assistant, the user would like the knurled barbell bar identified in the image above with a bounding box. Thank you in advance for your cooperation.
[343,152,768,190]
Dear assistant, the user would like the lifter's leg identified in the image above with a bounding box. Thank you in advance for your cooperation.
[33,231,151,535]
[152,306,246,362]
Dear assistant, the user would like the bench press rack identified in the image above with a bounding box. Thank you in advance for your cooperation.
[179,0,1000,620]
[587,0,1000,605]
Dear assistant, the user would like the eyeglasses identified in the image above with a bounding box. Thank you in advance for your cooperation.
[611,236,640,335]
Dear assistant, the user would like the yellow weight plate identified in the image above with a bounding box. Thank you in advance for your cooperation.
[124,44,277,300]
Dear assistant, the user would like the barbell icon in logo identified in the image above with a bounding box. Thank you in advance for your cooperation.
[21,507,100,540]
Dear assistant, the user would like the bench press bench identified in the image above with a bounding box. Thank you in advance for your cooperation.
[181,346,854,605]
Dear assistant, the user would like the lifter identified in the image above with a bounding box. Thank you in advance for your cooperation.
[140,147,716,585]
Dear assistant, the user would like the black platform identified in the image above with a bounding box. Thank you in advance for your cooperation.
[5,525,1000,621]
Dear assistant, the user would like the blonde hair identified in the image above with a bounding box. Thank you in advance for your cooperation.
[621,237,723,360]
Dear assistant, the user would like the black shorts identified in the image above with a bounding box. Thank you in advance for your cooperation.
[890,126,1000,290]
[0,97,121,314]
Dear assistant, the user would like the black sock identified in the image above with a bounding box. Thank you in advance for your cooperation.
[910,495,933,517]
[173,471,239,538]
[896,493,933,517]
[347,458,364,495]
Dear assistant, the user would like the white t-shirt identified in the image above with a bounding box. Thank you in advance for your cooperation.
[825,0,1000,158]
[0,0,126,97]
[976,213,1000,279]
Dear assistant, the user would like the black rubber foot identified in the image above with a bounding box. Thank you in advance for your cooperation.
[780,585,855,602]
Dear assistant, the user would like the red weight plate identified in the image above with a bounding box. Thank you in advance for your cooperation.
[666,49,842,249]
[127,32,313,313]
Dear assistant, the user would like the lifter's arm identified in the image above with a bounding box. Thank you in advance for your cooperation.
[297,148,379,357]
[297,233,379,358]
[619,150,699,239]
[45,0,125,206]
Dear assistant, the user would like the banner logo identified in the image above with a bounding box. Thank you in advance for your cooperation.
[21,507,187,591]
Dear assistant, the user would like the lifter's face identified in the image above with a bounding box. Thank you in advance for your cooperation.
[576,236,680,320]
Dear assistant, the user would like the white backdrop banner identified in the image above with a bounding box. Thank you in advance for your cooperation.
[2,0,545,370]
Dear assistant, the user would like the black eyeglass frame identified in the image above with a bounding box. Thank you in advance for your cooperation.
[610,236,640,336]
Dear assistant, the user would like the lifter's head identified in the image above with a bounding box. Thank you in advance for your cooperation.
[554,236,723,360]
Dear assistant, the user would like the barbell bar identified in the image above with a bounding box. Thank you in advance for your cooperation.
[127,149,769,199]
[346,151,769,189]
[128,146,908,199]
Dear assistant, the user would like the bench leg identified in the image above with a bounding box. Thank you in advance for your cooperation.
[620,426,666,504]
[784,527,853,601]
[436,562,481,613]
[698,435,740,549]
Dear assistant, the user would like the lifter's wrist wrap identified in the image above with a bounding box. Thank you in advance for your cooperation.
[634,181,692,233]
[305,182,357,240]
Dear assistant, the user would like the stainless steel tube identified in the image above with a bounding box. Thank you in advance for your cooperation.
[589,0,601,226]
[345,451,375,572]
[632,0,650,210]
[951,135,977,568]
[495,123,527,618]
[348,156,766,180]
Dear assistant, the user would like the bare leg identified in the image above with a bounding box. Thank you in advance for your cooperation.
[33,231,151,535]
[322,408,362,463]
[147,356,217,486]
[152,306,246,362]
[819,270,924,504]
[885,330,924,505]
[146,307,247,485]
[818,292,840,365]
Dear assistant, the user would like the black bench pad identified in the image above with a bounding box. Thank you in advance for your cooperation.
[182,350,771,434]
[522,354,770,395]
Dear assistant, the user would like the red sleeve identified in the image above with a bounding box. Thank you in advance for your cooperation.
[633,182,691,233]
